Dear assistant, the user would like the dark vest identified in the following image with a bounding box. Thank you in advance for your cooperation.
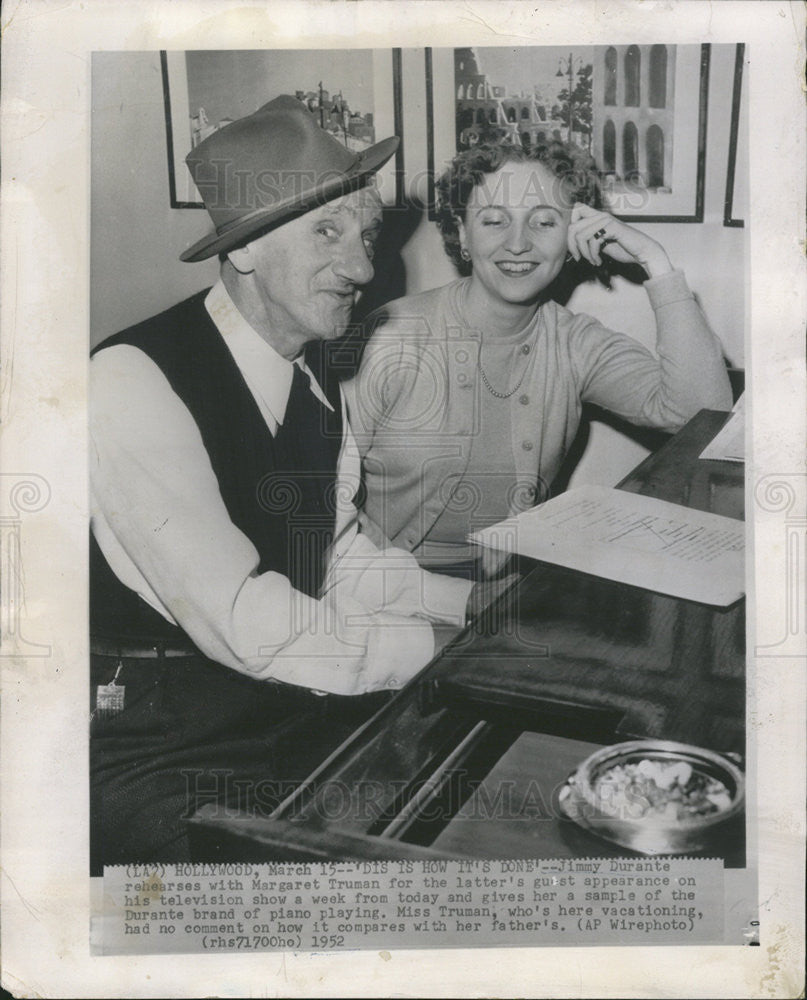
[90,289,343,642]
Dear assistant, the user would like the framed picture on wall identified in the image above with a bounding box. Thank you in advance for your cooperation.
[425,43,710,222]
[161,49,404,210]
[724,43,746,227]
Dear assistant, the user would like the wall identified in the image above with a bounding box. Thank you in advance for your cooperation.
[91,52,219,340]
[91,45,746,486]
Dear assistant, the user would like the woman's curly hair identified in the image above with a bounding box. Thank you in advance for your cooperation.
[435,139,605,275]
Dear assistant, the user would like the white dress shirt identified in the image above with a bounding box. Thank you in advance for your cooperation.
[90,281,472,696]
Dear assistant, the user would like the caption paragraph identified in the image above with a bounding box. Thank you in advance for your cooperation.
[95,857,724,953]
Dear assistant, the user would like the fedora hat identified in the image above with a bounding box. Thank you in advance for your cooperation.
[180,94,399,262]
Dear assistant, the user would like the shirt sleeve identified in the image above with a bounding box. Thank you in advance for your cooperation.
[325,531,472,626]
[568,269,733,431]
[89,345,438,696]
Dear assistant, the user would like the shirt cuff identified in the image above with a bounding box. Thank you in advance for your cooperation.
[362,613,436,694]
[644,268,692,309]
[419,570,474,627]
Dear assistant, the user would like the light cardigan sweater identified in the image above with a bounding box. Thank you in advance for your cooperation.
[345,271,733,558]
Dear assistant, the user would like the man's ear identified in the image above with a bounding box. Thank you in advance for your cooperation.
[226,245,254,275]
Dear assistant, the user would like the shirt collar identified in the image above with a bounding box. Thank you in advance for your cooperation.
[204,279,333,426]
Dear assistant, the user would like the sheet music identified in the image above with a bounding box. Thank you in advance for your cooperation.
[471,485,744,606]
[699,393,745,461]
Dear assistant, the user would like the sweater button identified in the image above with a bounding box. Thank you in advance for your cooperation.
[519,394,529,405]
[521,440,533,451]
[521,344,531,355]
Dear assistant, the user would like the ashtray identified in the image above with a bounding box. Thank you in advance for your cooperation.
[558,739,745,855]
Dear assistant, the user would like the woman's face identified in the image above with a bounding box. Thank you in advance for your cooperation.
[457,159,571,306]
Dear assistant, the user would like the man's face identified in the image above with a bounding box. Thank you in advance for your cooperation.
[236,186,383,357]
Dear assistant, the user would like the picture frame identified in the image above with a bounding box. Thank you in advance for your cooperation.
[160,48,404,210]
[724,43,746,228]
[425,43,711,223]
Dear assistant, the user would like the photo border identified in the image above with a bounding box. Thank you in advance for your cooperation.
[1,2,804,995]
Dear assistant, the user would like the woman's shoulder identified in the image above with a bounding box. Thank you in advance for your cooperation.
[544,297,611,339]
[364,280,463,340]
[544,297,585,329]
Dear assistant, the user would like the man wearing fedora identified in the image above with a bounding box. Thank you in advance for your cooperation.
[89,96,480,871]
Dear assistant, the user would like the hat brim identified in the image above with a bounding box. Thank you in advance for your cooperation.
[180,135,399,263]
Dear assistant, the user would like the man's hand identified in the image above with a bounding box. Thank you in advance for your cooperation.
[465,572,521,623]
[430,572,521,654]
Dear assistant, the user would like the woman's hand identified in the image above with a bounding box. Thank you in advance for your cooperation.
[567,204,673,278]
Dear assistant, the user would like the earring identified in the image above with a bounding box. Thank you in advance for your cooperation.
[460,248,471,262]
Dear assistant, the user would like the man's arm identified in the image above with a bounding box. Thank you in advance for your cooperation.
[90,345,437,696]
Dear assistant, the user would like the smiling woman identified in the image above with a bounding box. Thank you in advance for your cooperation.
[345,138,733,581]
[455,161,571,318]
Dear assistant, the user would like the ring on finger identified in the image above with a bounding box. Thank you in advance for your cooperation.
[593,227,608,240]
